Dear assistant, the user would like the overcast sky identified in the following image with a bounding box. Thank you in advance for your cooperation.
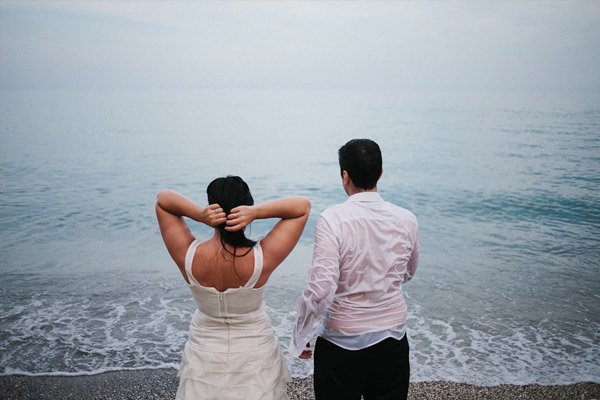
[1,1,599,92]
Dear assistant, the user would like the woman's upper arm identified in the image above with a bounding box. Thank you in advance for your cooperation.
[261,208,310,272]
[155,202,194,269]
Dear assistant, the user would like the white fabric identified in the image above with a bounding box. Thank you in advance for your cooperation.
[176,240,290,400]
[184,240,202,285]
[321,326,406,351]
[289,191,419,356]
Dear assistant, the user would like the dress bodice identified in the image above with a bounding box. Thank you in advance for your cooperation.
[184,240,266,323]
[189,285,265,321]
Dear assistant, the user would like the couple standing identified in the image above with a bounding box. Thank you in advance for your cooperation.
[156,139,420,400]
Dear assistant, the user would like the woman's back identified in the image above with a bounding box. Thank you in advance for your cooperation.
[189,237,269,292]
[185,239,266,318]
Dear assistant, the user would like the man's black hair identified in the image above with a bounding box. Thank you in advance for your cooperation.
[338,139,382,190]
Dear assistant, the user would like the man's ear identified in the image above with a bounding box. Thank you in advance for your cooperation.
[342,170,350,186]
[379,168,384,180]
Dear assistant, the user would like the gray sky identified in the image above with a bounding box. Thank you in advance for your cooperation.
[1,1,599,91]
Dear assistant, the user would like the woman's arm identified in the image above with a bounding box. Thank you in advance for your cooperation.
[224,197,310,231]
[226,196,311,273]
[155,189,226,268]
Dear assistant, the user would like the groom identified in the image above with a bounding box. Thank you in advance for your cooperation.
[290,139,420,400]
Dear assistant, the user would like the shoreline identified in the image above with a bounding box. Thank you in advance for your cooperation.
[1,369,599,400]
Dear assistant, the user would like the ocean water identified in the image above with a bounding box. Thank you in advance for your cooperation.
[0,88,599,385]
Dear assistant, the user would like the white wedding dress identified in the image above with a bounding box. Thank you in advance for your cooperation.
[175,240,290,400]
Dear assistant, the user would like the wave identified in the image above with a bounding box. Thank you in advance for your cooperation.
[1,269,599,385]
[0,364,179,377]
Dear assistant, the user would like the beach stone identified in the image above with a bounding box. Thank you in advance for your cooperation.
[0,371,599,399]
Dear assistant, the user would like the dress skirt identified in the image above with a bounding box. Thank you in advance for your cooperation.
[175,308,290,400]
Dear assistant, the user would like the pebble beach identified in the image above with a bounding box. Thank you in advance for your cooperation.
[1,369,598,400]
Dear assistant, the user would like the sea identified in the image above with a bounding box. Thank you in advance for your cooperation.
[0,88,598,386]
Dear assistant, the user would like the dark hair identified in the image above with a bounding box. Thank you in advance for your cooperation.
[338,139,382,189]
[206,176,256,257]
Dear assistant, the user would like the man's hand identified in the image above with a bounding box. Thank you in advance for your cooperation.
[298,342,312,359]
[299,349,313,359]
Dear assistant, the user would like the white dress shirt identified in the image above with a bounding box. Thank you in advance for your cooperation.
[290,191,419,356]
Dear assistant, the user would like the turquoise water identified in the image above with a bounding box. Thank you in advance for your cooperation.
[1,89,599,384]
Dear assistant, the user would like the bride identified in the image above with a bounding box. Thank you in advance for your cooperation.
[156,176,310,400]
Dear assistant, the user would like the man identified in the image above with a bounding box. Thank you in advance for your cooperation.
[290,139,420,400]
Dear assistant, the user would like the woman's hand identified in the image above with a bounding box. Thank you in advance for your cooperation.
[199,204,227,227]
[225,205,256,232]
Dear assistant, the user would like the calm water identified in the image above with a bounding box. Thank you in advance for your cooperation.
[0,89,599,385]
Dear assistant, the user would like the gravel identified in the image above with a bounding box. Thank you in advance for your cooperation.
[1,369,598,399]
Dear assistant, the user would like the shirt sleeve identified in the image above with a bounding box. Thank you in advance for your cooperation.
[289,215,340,357]
[403,225,420,283]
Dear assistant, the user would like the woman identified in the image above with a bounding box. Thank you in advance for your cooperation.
[156,176,310,400]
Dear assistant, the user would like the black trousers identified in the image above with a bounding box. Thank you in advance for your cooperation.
[314,335,410,400]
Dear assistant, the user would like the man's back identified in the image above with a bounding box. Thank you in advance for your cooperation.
[315,191,419,334]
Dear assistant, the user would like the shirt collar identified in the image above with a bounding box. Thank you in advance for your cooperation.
[347,191,383,202]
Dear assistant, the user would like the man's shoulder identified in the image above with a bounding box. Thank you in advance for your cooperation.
[320,201,349,218]
[384,201,418,224]
[319,199,417,223]
[316,202,350,227]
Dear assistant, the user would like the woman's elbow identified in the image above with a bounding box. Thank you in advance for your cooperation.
[156,188,171,204]
[299,196,312,215]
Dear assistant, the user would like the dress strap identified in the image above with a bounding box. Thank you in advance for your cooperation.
[184,239,201,286]
[244,243,263,288]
